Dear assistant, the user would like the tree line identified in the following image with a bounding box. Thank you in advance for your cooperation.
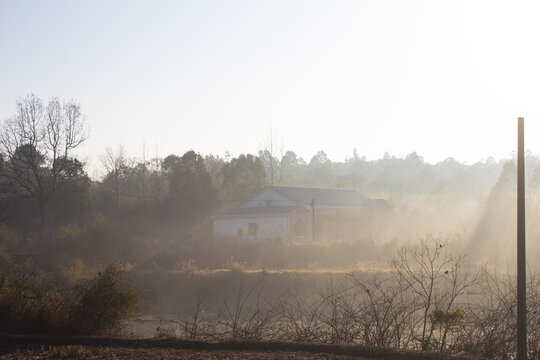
[0,94,532,267]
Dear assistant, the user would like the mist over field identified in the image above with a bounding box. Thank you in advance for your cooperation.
[4,1,540,359]
[0,108,531,273]
[0,94,537,360]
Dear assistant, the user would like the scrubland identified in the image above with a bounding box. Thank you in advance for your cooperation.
[3,236,534,359]
[0,102,536,359]
[118,236,539,360]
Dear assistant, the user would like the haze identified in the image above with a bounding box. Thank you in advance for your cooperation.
[4,2,540,357]
[2,0,540,166]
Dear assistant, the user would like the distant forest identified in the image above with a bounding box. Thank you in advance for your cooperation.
[2,95,540,269]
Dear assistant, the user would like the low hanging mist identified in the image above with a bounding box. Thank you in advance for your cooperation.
[0,95,534,270]
[0,95,536,359]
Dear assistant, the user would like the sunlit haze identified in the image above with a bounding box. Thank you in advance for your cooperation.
[2,0,540,167]
[3,2,540,355]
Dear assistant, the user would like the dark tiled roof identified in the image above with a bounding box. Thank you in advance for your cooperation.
[217,205,299,216]
[268,186,375,206]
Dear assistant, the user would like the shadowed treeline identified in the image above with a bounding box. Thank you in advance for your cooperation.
[1,95,539,360]
[2,95,540,271]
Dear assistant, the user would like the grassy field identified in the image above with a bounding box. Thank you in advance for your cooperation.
[1,347,373,360]
[0,335,482,360]
[0,346,370,360]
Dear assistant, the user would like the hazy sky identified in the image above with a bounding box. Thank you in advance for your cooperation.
[2,0,540,169]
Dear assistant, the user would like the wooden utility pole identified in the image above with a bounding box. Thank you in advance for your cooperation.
[142,142,146,205]
[517,116,527,360]
[311,199,315,242]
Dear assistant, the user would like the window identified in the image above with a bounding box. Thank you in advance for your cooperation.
[293,220,306,236]
[248,222,258,236]
[266,200,271,208]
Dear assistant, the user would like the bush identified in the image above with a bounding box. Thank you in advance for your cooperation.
[0,270,66,334]
[69,264,142,335]
[0,264,141,335]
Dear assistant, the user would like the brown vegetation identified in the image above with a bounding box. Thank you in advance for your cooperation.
[0,335,481,360]
[0,264,141,335]
[1,95,538,360]
[127,238,540,359]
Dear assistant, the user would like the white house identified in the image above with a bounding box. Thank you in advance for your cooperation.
[212,186,391,243]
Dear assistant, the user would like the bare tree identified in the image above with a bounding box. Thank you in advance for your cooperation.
[0,94,88,235]
[147,156,166,204]
[101,145,128,206]
[392,236,477,351]
[350,273,418,349]
[259,125,284,186]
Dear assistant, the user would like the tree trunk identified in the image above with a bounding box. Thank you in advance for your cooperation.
[38,201,46,246]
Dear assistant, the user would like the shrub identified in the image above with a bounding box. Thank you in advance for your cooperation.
[69,264,142,335]
[0,270,66,334]
[0,264,142,335]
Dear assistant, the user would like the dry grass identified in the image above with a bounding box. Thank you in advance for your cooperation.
[1,346,369,360]
[0,335,482,360]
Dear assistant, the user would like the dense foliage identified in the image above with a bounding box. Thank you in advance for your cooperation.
[1,94,525,269]
[0,264,141,335]
[2,95,540,358]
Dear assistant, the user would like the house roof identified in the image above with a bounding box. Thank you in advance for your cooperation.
[268,186,375,207]
[217,205,299,217]
[215,186,389,218]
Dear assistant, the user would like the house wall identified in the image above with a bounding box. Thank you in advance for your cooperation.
[213,187,392,243]
[372,206,393,242]
[213,215,288,241]
[239,188,297,208]
[312,207,373,241]
[287,207,311,243]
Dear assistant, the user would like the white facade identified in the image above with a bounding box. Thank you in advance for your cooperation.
[212,187,311,242]
[212,186,389,243]
[213,215,289,242]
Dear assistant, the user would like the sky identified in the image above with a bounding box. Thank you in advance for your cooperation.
[2,0,540,171]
